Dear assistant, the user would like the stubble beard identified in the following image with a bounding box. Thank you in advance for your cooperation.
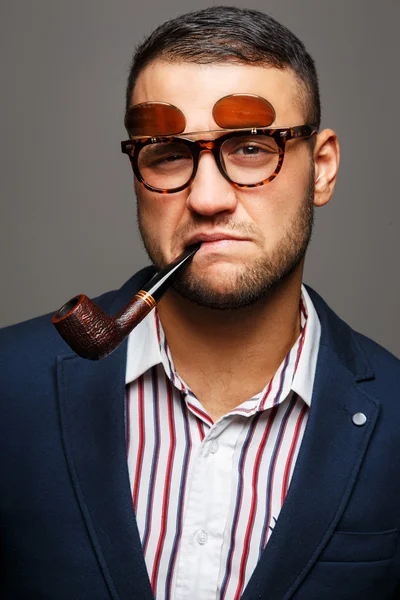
[137,174,315,310]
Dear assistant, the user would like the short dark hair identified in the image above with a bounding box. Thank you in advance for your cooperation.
[125,6,321,129]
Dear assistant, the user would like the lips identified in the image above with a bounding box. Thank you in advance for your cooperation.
[185,232,249,248]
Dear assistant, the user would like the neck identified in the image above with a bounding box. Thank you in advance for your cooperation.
[156,264,304,420]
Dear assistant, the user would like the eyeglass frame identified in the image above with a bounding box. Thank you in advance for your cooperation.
[121,125,318,194]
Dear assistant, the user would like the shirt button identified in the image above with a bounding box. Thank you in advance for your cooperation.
[210,440,219,454]
[196,530,208,545]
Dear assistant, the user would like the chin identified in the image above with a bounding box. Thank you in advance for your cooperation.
[171,267,280,310]
[192,261,241,282]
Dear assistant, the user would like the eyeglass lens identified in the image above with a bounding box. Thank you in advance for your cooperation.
[137,134,280,189]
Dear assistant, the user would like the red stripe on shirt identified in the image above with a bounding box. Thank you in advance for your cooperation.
[126,381,131,455]
[294,320,307,373]
[151,375,177,592]
[234,405,279,600]
[259,378,273,411]
[132,375,145,513]
[187,400,214,426]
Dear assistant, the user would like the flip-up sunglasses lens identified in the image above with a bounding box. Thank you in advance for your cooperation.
[124,94,276,138]
[124,101,186,137]
[212,94,275,128]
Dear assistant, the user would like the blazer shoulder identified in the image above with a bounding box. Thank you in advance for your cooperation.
[305,285,400,405]
[353,329,400,379]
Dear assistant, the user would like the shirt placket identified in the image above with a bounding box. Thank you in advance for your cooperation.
[174,411,245,600]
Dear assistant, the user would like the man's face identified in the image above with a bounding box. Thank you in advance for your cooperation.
[130,61,315,309]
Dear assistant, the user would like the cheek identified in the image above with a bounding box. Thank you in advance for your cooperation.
[280,146,315,199]
[238,169,310,242]
[262,152,313,218]
[136,187,185,244]
[238,184,296,228]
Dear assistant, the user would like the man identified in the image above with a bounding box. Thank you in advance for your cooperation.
[1,6,400,600]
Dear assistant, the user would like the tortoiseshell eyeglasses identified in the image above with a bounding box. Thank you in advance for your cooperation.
[120,94,318,194]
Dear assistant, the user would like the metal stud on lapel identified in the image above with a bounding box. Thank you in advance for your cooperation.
[352,412,367,427]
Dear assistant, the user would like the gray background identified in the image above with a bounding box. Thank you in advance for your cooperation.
[1,0,399,356]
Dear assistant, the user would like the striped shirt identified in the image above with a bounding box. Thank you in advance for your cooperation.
[125,284,321,600]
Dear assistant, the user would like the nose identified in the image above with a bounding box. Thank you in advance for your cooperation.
[185,149,238,216]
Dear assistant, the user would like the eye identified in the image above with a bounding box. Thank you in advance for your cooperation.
[153,152,187,165]
[224,135,279,160]
[139,141,192,170]
[222,136,279,172]
[233,144,266,156]
[232,141,278,155]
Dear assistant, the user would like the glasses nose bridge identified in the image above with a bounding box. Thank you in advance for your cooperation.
[198,140,216,151]
[193,138,221,166]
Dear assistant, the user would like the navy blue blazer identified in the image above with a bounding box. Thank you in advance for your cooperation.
[1,267,400,599]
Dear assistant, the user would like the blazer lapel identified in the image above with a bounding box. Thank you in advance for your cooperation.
[242,287,380,600]
[56,272,155,600]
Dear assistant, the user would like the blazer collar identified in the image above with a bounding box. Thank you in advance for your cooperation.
[305,285,375,383]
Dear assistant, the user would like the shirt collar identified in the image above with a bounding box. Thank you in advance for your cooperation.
[125,309,162,385]
[125,284,321,407]
[291,285,321,407]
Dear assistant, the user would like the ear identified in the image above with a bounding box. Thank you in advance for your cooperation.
[313,128,340,207]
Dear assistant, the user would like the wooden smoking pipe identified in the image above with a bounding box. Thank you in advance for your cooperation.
[52,244,200,360]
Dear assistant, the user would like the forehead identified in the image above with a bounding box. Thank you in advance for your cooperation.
[130,61,305,128]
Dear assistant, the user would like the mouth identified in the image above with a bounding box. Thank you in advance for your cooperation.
[185,232,249,247]
[184,232,251,256]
